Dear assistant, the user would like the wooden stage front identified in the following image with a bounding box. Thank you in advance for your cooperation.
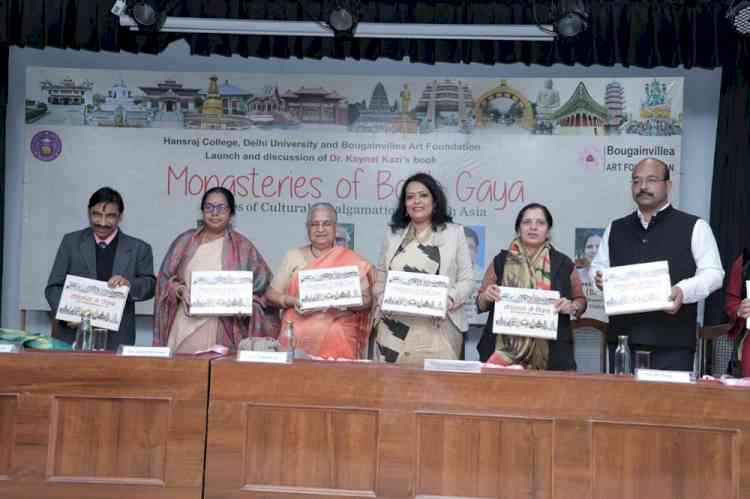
[1,352,749,498]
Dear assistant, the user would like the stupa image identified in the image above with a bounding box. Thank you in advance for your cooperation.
[184,75,253,130]
[413,79,474,129]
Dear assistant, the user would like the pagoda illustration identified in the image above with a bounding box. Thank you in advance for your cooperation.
[548,82,608,128]
[604,81,626,127]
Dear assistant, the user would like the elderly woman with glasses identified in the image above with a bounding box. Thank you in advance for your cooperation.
[266,202,374,359]
[153,187,277,353]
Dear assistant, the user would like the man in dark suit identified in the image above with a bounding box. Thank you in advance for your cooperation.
[45,187,156,349]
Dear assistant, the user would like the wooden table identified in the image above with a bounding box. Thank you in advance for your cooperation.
[205,359,750,499]
[0,351,210,499]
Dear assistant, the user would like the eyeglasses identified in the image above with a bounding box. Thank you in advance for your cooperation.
[631,176,667,187]
[308,221,334,229]
[203,203,228,214]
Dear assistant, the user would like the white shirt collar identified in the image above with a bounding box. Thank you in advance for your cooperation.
[636,202,671,229]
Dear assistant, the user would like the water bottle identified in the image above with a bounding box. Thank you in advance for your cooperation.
[285,320,295,363]
[73,312,93,351]
[614,334,632,374]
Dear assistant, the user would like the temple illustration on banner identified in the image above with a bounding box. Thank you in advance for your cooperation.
[349,82,401,132]
[90,80,152,127]
[40,77,94,106]
[26,77,94,124]
[24,71,682,137]
[622,78,682,136]
[412,80,475,132]
[138,78,201,128]
[476,80,534,131]
[184,76,255,130]
[546,82,609,130]
[604,81,626,128]
[281,86,347,125]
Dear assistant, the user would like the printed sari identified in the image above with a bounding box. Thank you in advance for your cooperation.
[277,246,374,359]
[153,227,277,350]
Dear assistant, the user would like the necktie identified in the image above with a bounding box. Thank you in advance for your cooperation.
[98,242,107,249]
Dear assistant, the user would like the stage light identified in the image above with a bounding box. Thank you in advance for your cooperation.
[126,0,175,32]
[326,1,359,37]
[554,0,589,38]
[727,0,750,36]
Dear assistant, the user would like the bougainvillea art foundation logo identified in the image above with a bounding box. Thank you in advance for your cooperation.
[579,147,602,172]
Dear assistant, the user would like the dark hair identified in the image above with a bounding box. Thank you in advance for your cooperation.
[463,226,479,246]
[201,187,236,216]
[88,187,124,213]
[514,203,553,232]
[634,157,670,181]
[584,230,604,245]
[389,172,453,232]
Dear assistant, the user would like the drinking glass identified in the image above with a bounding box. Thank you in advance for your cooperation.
[92,328,108,352]
[635,350,652,371]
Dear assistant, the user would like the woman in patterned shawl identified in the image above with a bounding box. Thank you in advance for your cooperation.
[476,203,587,370]
[153,187,277,352]
[265,202,374,359]
[372,173,474,364]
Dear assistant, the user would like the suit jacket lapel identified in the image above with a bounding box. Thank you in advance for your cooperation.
[79,229,97,277]
[112,232,132,277]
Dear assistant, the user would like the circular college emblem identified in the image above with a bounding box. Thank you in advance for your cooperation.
[30,130,62,162]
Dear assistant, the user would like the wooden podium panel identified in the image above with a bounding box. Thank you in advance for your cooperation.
[206,360,750,499]
[0,352,210,499]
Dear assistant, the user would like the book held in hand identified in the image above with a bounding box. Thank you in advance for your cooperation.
[190,271,253,316]
[381,271,449,318]
[56,275,129,331]
[492,287,560,340]
[603,261,672,316]
[298,265,363,311]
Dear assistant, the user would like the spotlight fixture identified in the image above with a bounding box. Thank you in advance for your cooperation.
[727,0,750,36]
[553,0,589,38]
[325,0,360,37]
[126,0,176,32]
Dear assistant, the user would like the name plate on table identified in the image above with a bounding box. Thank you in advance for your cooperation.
[381,271,449,318]
[0,344,20,353]
[603,261,672,316]
[56,275,129,331]
[298,265,363,311]
[635,369,693,384]
[424,359,483,373]
[118,346,172,358]
[190,271,253,316]
[492,287,560,339]
[236,350,289,364]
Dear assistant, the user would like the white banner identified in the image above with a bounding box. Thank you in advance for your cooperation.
[22,68,684,317]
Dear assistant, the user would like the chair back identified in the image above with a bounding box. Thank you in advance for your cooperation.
[571,318,608,373]
[697,323,732,376]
